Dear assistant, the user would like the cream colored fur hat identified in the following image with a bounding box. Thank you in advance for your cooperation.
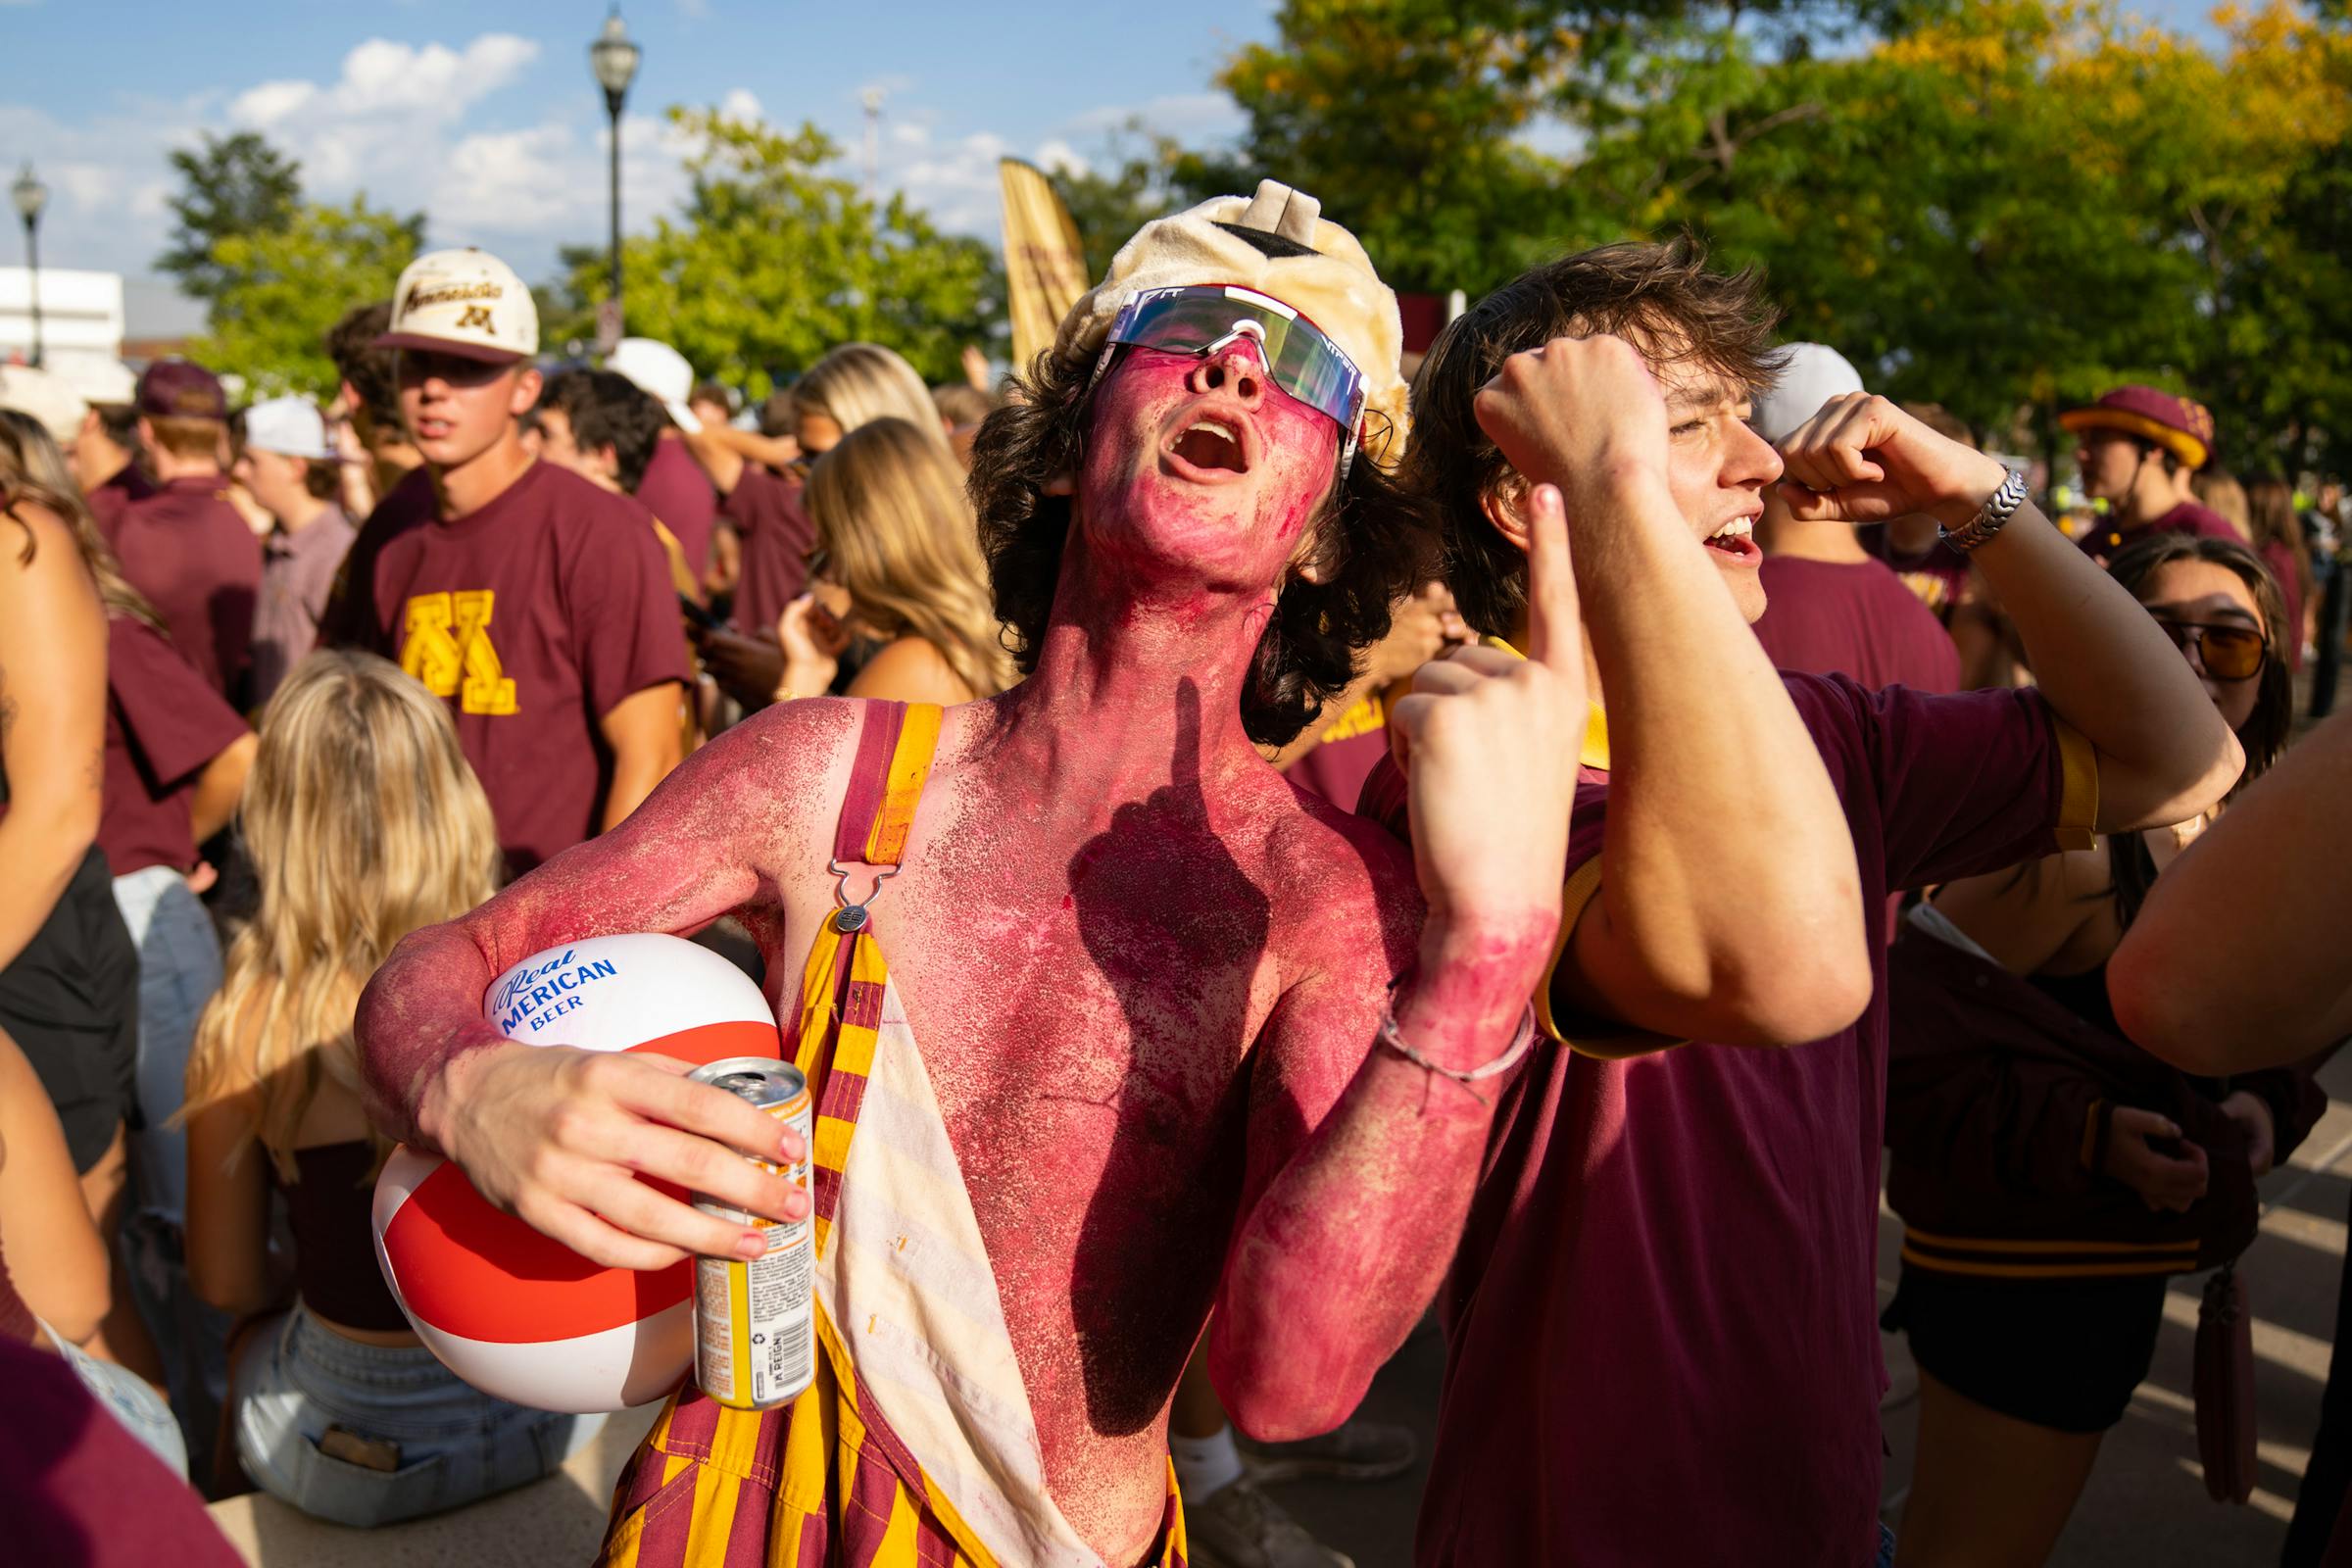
[1054,179,1409,467]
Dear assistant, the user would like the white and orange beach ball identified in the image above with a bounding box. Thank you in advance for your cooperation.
[371,933,781,1413]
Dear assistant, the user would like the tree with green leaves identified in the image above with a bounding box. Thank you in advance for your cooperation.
[548,108,1003,396]
[157,131,304,305]
[188,196,422,398]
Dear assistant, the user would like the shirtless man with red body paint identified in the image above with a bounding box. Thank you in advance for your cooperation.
[354,188,1583,1565]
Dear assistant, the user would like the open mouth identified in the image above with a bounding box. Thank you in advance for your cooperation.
[1164,414,1250,477]
[1703,514,1762,564]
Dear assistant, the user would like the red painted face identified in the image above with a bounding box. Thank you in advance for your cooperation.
[1077,340,1342,593]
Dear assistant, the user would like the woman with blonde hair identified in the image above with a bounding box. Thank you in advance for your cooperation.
[182,651,600,1524]
[791,342,953,460]
[776,416,1015,705]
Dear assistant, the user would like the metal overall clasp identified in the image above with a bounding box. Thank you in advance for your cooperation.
[826,858,901,933]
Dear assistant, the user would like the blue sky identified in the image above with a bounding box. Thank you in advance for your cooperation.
[2,0,2228,335]
[0,0,1272,331]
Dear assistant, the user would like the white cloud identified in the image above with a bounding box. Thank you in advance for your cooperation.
[1033,139,1089,178]
[3,32,1250,318]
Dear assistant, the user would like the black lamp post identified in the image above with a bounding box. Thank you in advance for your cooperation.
[12,165,47,368]
[589,8,642,346]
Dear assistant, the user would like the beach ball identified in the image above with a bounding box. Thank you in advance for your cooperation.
[371,933,781,1412]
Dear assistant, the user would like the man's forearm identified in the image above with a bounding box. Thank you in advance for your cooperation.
[2111,708,2352,1071]
[1577,478,1866,1039]
[1208,929,1533,1440]
[361,735,762,1143]
[1968,500,2239,828]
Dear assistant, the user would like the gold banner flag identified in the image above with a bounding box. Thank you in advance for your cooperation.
[999,159,1090,369]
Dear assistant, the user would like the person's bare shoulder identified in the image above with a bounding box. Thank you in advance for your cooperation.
[1258,770,1424,981]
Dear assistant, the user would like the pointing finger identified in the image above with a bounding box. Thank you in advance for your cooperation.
[1522,483,1582,675]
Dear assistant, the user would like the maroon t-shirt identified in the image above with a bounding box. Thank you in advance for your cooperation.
[2078,498,2240,564]
[1753,556,1962,693]
[1362,675,2082,1567]
[722,463,814,634]
[1857,522,1970,623]
[318,466,436,653]
[1287,692,1394,808]
[637,433,717,580]
[109,475,262,702]
[2,1334,248,1566]
[335,460,689,875]
[85,462,158,539]
[101,617,250,877]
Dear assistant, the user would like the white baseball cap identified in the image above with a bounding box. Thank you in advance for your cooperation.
[608,337,700,429]
[242,395,334,460]
[375,247,538,365]
[0,365,89,446]
[46,352,139,409]
[1753,342,1866,446]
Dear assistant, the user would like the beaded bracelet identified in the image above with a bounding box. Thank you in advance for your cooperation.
[1374,1004,1537,1107]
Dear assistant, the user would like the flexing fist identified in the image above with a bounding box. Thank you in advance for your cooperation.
[1777,393,2009,530]
[1391,483,1585,955]
[1472,335,1672,514]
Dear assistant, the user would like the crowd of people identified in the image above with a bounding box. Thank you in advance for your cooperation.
[1,177,2348,1568]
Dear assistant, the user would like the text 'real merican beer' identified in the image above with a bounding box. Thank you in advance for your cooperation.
[689,1058,815,1409]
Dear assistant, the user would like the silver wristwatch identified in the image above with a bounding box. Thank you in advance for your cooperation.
[1938,466,2030,554]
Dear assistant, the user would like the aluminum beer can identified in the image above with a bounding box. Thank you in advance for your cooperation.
[689,1057,815,1409]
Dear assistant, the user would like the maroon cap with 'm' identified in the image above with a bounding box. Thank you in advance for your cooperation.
[135,359,227,421]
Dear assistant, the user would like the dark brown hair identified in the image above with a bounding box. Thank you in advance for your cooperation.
[2103,531,2292,927]
[1403,236,1783,637]
[325,301,402,436]
[967,343,1434,747]
[538,369,666,495]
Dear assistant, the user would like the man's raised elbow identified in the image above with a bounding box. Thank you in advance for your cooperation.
[2107,931,2230,1075]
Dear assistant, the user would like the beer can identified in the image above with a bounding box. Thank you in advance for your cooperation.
[689,1057,815,1409]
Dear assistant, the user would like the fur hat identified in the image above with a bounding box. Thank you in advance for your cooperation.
[1054,179,1409,468]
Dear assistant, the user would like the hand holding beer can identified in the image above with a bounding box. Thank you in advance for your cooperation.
[690,1058,815,1409]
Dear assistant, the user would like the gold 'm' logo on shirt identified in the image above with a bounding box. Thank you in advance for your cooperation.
[401,590,517,715]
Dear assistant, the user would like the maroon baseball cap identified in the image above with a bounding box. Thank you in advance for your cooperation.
[2058,384,2215,471]
[135,358,228,422]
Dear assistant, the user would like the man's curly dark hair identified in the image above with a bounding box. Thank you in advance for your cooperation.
[967,343,1434,748]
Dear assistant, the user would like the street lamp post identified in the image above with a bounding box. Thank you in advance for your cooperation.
[11,165,47,368]
[589,8,642,351]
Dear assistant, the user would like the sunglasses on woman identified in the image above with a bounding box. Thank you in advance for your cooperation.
[2152,616,2267,681]
[1092,283,1368,477]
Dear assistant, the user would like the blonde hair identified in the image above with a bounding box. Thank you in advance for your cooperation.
[796,344,951,455]
[183,651,501,1177]
[0,409,164,630]
[2191,468,2252,539]
[806,418,1015,700]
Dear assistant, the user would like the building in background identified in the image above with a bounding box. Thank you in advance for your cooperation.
[1,268,201,368]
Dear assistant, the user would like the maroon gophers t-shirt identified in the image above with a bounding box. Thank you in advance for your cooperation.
[101,616,250,876]
[636,433,717,581]
[1360,674,2093,1567]
[335,460,689,874]
[109,475,262,702]
[721,463,815,634]
[1753,556,1962,693]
